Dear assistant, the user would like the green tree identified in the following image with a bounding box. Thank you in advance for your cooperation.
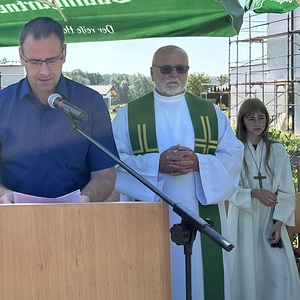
[63,69,90,85]
[186,73,212,97]
[111,74,131,104]
[129,73,154,102]
[216,74,229,85]
[101,74,111,85]
[86,72,104,85]
[269,128,300,192]
[119,80,130,104]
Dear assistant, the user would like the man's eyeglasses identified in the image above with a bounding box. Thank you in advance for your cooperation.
[152,65,190,74]
[21,50,64,68]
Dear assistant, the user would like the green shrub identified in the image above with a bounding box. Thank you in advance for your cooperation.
[269,128,300,192]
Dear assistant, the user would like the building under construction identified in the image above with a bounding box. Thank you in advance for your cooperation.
[229,9,300,136]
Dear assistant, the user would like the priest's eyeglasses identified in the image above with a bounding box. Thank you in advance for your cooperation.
[21,50,64,68]
[152,65,190,74]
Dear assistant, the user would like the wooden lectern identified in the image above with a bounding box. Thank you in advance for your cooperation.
[0,201,171,300]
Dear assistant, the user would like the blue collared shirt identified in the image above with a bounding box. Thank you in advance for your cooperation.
[0,75,118,197]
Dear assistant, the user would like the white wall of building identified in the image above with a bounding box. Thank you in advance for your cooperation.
[0,64,25,89]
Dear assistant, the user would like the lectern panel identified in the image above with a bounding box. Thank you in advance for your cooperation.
[0,201,171,300]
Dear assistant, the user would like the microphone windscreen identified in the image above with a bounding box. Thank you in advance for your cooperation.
[48,93,61,108]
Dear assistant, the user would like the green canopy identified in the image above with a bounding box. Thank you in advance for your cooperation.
[0,0,244,47]
[245,0,300,13]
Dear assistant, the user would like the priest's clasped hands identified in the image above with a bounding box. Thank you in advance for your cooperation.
[159,144,199,176]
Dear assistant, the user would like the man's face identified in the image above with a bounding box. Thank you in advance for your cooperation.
[19,33,66,102]
[150,48,189,96]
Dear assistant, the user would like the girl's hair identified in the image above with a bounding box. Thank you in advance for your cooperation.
[236,98,274,175]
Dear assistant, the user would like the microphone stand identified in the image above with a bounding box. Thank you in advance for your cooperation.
[68,117,234,300]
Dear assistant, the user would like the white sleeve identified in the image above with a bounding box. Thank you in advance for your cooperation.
[112,105,163,201]
[196,106,244,204]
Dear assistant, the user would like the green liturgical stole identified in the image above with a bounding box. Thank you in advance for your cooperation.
[127,92,224,299]
[127,91,218,155]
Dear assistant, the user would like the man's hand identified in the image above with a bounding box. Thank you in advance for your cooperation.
[79,195,90,203]
[159,145,199,176]
[0,191,14,204]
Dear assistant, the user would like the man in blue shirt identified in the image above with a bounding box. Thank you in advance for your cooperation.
[0,17,118,203]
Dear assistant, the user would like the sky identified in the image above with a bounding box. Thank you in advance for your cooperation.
[1,0,246,77]
[0,36,231,77]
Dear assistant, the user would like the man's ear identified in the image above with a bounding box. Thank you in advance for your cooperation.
[150,67,154,81]
[62,43,67,63]
[19,47,25,66]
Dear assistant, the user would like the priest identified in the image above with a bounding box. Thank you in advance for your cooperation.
[112,45,244,300]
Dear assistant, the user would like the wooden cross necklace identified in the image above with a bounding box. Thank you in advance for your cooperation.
[246,143,266,189]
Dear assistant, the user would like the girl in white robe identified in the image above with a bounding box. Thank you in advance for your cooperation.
[227,98,300,300]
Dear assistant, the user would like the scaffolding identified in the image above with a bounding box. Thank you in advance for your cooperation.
[228,10,300,134]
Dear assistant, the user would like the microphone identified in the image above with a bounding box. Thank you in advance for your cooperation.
[48,93,88,122]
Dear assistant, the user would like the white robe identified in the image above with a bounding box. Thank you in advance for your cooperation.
[227,140,300,300]
[112,91,244,300]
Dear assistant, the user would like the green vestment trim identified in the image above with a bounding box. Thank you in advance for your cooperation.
[128,92,159,155]
[127,91,218,155]
[199,205,224,299]
[127,92,224,299]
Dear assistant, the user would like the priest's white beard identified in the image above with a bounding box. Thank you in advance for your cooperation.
[155,78,185,96]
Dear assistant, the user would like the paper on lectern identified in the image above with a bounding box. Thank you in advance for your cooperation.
[13,189,80,203]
